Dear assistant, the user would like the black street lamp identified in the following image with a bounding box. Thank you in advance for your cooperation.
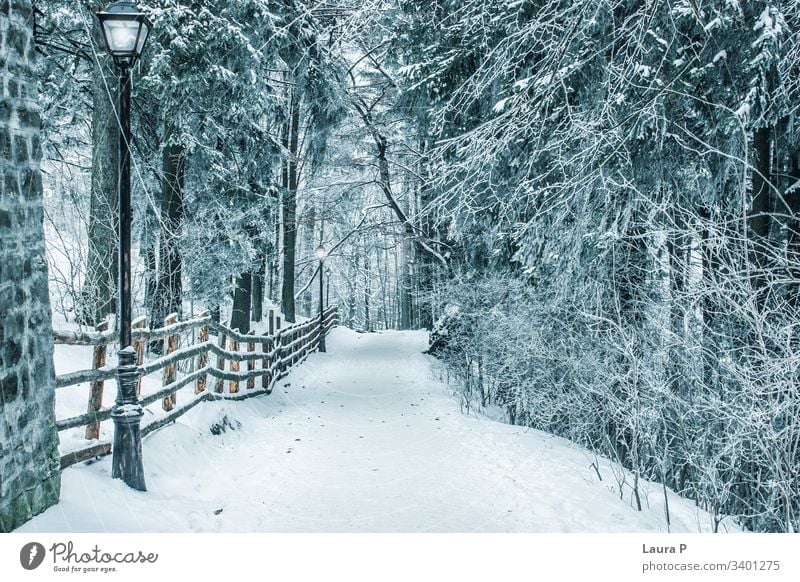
[97,0,151,491]
[315,245,327,353]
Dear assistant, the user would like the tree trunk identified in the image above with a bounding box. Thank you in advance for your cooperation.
[750,127,773,306]
[153,133,186,332]
[231,272,252,333]
[303,203,316,317]
[348,254,357,327]
[772,117,798,308]
[81,9,118,326]
[415,137,436,329]
[787,132,800,309]
[281,90,301,323]
[251,254,265,322]
[364,250,371,332]
[210,304,221,324]
[381,245,389,330]
[248,219,265,322]
[144,244,157,317]
[270,198,280,302]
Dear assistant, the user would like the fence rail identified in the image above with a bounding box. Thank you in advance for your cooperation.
[53,306,338,470]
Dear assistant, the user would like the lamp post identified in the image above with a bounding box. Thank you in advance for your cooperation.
[97,0,151,491]
[315,244,327,353]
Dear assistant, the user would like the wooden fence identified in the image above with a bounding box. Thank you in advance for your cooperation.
[53,306,338,470]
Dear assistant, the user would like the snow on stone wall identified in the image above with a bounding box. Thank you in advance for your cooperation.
[0,0,61,532]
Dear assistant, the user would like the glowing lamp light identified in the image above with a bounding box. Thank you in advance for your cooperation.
[98,1,151,67]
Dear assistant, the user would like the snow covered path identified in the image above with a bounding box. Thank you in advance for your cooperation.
[20,328,724,533]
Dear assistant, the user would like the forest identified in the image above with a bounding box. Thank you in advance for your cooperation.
[32,0,800,533]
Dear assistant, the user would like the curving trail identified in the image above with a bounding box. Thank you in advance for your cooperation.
[19,328,724,533]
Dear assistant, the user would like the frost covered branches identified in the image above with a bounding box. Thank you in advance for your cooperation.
[409,0,800,532]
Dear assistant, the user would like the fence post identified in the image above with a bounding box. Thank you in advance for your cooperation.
[195,322,209,394]
[285,329,291,375]
[85,320,109,440]
[268,309,275,336]
[297,327,302,362]
[229,337,240,394]
[162,313,178,411]
[215,329,226,393]
[132,316,146,397]
[247,331,256,390]
[275,328,283,381]
[274,317,283,379]
[261,336,272,392]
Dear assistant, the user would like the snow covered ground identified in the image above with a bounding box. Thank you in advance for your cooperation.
[20,328,735,533]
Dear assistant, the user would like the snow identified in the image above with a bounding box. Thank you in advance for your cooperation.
[754,6,781,37]
[113,404,143,416]
[21,328,734,533]
[492,97,511,113]
[634,63,654,78]
[703,17,721,33]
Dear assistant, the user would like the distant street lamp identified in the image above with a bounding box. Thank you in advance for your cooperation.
[97,0,151,491]
[315,244,327,353]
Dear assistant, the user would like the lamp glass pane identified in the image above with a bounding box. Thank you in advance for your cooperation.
[135,22,150,55]
[103,19,140,54]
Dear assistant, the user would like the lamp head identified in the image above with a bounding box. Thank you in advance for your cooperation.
[97,1,151,68]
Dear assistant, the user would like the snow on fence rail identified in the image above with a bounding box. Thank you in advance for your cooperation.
[53,306,339,470]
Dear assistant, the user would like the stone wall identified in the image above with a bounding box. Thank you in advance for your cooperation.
[0,0,61,532]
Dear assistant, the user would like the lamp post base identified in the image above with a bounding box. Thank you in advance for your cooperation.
[111,346,146,491]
